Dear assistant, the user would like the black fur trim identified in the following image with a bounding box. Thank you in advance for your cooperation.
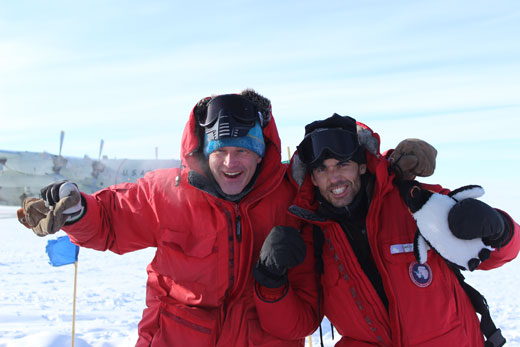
[240,89,272,126]
[193,97,212,126]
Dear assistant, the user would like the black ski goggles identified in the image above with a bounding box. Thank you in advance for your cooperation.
[297,128,359,166]
[199,94,262,140]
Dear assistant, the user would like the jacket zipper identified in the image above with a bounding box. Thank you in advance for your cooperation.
[234,205,242,242]
[236,215,242,242]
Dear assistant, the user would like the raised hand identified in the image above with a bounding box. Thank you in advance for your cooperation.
[390,138,437,180]
[253,226,306,288]
[18,180,84,236]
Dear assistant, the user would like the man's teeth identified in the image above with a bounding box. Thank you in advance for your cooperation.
[225,172,241,177]
[332,186,346,194]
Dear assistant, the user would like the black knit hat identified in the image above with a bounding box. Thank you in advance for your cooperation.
[304,113,357,136]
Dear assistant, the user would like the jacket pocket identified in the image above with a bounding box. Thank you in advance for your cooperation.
[381,244,467,344]
[156,226,225,306]
[161,226,218,258]
[151,301,218,346]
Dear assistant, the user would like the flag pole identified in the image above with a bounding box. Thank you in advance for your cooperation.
[287,146,291,162]
[72,260,78,347]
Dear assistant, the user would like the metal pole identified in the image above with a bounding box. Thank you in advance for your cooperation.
[72,261,78,347]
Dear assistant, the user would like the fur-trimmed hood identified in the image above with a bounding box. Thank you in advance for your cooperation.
[180,89,280,172]
[177,89,286,201]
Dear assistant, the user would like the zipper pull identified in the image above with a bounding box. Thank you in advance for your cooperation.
[236,215,242,242]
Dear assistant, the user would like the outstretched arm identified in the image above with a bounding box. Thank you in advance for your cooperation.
[19,175,162,254]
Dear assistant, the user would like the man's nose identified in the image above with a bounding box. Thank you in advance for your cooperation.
[327,167,342,182]
[223,153,237,166]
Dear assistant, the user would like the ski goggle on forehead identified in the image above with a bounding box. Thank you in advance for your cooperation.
[297,128,359,166]
[198,94,263,129]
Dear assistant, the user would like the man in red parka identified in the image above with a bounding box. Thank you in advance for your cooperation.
[254,113,520,346]
[19,90,321,346]
[19,92,436,346]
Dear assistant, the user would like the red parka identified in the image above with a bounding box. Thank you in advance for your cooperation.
[62,100,318,346]
[256,123,520,346]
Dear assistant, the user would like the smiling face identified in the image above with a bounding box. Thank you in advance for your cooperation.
[208,146,262,195]
[311,158,366,208]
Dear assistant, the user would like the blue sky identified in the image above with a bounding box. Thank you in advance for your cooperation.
[1,0,519,211]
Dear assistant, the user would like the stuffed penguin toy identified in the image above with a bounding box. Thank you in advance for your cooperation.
[400,182,495,271]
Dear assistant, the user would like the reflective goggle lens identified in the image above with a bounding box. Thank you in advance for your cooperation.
[199,94,257,128]
[297,128,358,165]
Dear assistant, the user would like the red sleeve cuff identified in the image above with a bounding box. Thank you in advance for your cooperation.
[255,282,289,302]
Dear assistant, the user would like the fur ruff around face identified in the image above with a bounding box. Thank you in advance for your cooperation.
[357,125,379,159]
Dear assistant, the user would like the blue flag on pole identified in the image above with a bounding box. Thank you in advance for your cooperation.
[46,235,80,267]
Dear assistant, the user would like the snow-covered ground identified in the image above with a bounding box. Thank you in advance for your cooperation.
[1,204,519,346]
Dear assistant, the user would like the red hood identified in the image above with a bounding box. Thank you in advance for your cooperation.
[179,95,286,197]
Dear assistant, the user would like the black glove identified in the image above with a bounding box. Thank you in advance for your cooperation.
[41,180,70,207]
[253,226,306,288]
[398,180,493,271]
[448,198,511,248]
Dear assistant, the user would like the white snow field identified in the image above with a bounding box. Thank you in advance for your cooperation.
[1,205,519,346]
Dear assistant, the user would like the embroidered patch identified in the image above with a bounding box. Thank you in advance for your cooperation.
[409,262,433,288]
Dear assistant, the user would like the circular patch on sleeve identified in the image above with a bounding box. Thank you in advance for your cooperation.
[409,261,433,288]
